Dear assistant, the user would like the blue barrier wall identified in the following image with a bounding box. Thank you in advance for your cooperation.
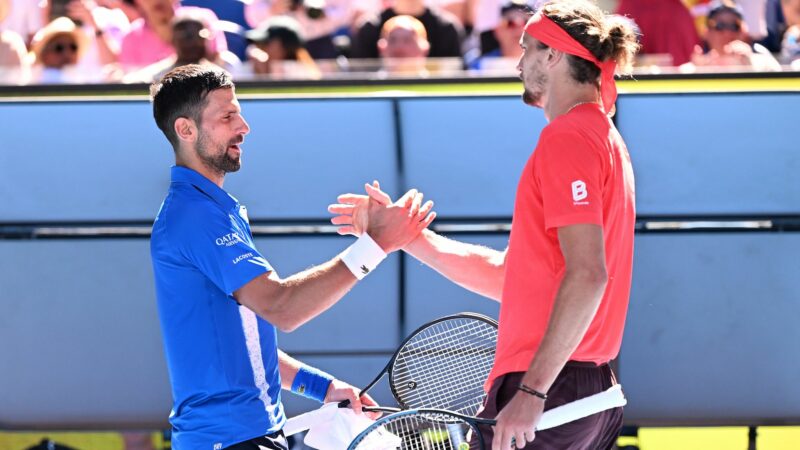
[616,94,800,215]
[623,232,800,425]
[1,92,798,428]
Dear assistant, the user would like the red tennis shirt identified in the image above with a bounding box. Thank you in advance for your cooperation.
[487,103,636,389]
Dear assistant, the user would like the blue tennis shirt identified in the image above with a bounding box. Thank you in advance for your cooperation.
[151,166,285,450]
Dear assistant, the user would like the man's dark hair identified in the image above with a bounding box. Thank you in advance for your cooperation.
[150,64,234,149]
[536,0,639,85]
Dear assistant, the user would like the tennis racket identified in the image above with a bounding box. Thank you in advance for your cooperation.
[344,312,499,417]
[282,312,498,436]
[347,385,628,450]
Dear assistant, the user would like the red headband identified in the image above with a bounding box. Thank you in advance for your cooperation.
[524,12,617,114]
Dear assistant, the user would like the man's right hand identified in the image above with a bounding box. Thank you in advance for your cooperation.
[329,181,435,253]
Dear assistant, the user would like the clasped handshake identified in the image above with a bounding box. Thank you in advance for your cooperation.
[328,181,436,254]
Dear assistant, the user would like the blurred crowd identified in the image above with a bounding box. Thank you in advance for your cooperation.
[0,0,798,85]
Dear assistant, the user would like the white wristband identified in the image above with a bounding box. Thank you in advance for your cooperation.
[341,233,387,280]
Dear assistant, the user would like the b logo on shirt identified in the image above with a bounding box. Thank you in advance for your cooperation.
[571,180,588,204]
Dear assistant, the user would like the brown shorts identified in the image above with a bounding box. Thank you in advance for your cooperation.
[473,362,623,450]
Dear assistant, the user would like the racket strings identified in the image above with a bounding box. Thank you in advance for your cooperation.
[391,318,497,416]
[394,348,492,414]
[394,320,495,393]
[397,343,493,413]
[351,412,483,450]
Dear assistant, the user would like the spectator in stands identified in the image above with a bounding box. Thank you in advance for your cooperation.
[28,16,94,83]
[704,0,749,52]
[241,15,320,78]
[470,0,530,71]
[781,0,800,66]
[782,0,800,27]
[761,0,786,52]
[685,0,770,43]
[357,0,472,27]
[126,10,238,83]
[740,0,769,42]
[351,0,464,59]
[181,0,250,60]
[119,0,175,68]
[687,0,781,70]
[378,15,430,75]
[118,0,228,70]
[97,0,141,22]
[170,12,220,65]
[496,0,530,55]
[0,0,30,84]
[2,0,43,45]
[0,37,26,71]
[44,0,131,70]
[474,0,534,57]
[0,30,27,73]
[616,0,699,65]
[438,0,472,31]
[244,0,359,59]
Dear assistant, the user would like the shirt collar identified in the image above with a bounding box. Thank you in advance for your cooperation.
[171,166,239,211]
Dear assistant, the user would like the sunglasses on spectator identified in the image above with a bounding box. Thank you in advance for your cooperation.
[709,20,741,32]
[502,17,527,27]
[48,42,79,54]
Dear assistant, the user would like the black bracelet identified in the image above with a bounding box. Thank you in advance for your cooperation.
[518,383,548,400]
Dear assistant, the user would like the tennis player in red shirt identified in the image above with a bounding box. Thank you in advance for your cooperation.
[331,1,640,448]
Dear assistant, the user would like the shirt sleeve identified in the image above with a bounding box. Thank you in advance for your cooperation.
[434,18,464,57]
[535,130,606,231]
[118,32,137,67]
[171,206,272,296]
[350,19,380,58]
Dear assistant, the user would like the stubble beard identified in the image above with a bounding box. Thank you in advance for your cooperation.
[521,69,547,108]
[197,128,242,176]
[522,89,541,107]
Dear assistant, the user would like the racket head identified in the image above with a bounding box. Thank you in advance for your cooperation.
[388,313,498,416]
[347,408,488,450]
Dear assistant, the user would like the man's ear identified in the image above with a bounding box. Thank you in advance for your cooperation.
[377,38,388,56]
[546,47,564,67]
[174,117,197,144]
[420,39,430,56]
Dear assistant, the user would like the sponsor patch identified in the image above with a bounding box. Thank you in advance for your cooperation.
[232,252,254,265]
[571,180,589,205]
[215,232,243,247]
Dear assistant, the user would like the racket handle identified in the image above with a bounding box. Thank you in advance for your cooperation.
[336,402,399,415]
[337,388,372,408]
[536,384,627,431]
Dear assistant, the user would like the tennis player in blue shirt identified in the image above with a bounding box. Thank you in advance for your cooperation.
[149,65,435,450]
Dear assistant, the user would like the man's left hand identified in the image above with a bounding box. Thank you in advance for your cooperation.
[323,379,381,420]
[492,392,545,450]
[328,181,435,246]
